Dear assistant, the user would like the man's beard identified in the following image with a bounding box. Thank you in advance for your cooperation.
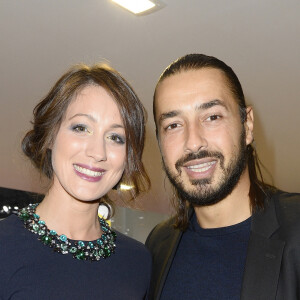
[162,129,248,207]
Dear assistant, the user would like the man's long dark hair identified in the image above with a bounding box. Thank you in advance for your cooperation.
[153,54,275,230]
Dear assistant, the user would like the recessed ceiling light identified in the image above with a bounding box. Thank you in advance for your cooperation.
[112,0,162,15]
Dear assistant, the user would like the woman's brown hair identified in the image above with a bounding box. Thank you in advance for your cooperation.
[22,63,150,212]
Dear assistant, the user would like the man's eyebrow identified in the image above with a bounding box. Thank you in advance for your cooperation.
[158,99,227,124]
[158,110,180,125]
[196,99,228,110]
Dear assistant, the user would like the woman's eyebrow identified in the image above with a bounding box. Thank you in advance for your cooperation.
[110,124,125,129]
[68,113,96,122]
[68,114,124,129]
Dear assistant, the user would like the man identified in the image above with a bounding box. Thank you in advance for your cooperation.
[146,54,300,300]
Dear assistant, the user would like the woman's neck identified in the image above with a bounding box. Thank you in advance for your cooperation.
[36,187,102,241]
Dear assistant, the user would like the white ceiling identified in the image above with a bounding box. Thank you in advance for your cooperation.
[0,0,299,214]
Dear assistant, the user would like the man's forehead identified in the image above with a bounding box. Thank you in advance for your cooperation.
[155,68,233,107]
[157,70,232,106]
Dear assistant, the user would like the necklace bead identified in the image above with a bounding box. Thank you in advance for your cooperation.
[16,204,116,261]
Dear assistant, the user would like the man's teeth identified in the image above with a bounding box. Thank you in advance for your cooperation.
[74,165,104,177]
[187,161,216,173]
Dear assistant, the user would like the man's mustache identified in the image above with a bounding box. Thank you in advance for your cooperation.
[175,150,224,172]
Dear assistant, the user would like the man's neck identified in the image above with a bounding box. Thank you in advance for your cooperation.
[193,171,251,229]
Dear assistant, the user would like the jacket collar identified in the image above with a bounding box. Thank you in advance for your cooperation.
[241,193,285,299]
[151,220,183,299]
[251,195,280,237]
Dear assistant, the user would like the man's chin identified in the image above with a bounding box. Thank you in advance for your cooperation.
[181,176,214,192]
[177,189,222,207]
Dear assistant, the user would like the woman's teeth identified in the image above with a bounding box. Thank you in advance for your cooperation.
[74,165,104,177]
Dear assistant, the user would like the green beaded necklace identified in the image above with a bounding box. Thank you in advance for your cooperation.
[17,203,117,261]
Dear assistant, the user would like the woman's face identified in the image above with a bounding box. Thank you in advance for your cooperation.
[50,85,126,202]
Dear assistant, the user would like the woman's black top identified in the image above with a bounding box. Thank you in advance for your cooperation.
[0,214,151,299]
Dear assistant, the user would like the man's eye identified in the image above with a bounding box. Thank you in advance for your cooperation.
[206,115,221,121]
[166,123,180,130]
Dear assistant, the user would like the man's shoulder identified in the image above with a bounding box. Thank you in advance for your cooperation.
[145,216,178,249]
[271,190,300,240]
[273,190,300,218]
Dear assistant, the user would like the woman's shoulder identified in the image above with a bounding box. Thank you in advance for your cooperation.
[111,231,151,285]
[114,230,151,267]
[0,215,27,286]
[0,214,27,254]
[115,230,150,255]
[0,214,23,237]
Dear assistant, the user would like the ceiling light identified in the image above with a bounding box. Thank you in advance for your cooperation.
[112,0,160,15]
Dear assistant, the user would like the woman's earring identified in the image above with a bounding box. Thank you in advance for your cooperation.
[98,203,110,220]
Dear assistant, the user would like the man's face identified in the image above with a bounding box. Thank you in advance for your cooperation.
[155,68,253,206]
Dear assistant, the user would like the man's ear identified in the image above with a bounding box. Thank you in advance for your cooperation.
[244,106,254,145]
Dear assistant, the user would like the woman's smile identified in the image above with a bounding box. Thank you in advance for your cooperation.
[73,163,106,182]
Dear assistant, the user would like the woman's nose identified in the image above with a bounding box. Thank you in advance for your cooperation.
[85,137,107,162]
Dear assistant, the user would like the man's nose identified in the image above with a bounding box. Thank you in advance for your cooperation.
[184,122,208,153]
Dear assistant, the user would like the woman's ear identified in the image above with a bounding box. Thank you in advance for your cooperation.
[244,106,254,146]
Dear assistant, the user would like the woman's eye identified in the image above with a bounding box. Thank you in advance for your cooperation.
[72,124,89,133]
[108,134,125,145]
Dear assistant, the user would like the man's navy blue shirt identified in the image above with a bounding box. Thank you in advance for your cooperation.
[161,213,251,300]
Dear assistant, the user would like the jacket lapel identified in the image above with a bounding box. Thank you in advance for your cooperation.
[148,209,195,300]
[241,197,285,300]
[152,228,182,299]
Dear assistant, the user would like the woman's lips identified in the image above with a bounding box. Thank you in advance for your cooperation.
[73,164,105,182]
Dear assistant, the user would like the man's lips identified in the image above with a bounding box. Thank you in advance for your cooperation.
[183,159,217,174]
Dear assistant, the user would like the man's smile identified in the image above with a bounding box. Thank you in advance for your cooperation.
[185,160,217,173]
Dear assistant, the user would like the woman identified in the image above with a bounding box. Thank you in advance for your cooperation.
[0,64,151,299]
